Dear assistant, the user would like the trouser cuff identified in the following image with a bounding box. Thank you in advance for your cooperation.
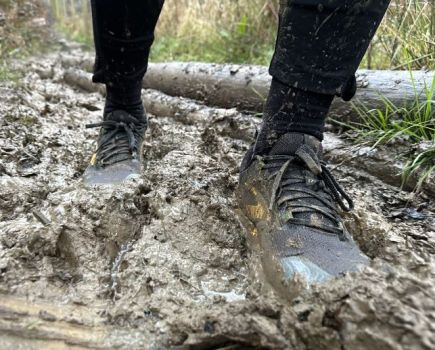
[270,0,390,100]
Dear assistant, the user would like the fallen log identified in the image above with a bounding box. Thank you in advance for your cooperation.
[64,68,254,141]
[61,68,435,197]
[143,63,435,120]
[60,55,435,120]
[64,69,106,96]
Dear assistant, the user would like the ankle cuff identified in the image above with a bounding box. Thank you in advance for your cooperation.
[106,82,143,105]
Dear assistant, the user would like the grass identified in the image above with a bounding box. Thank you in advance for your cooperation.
[0,0,51,86]
[49,0,93,47]
[47,0,435,69]
[403,148,435,190]
[48,0,278,64]
[154,0,435,68]
[150,0,279,65]
[362,0,435,70]
[0,65,18,82]
[0,0,52,62]
[334,72,435,191]
[150,27,275,65]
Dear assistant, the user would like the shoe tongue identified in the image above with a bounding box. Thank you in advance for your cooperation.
[269,133,322,156]
[105,110,140,124]
[270,133,332,228]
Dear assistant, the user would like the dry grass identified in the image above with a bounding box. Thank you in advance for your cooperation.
[364,0,435,69]
[156,0,279,38]
[152,0,279,64]
[153,0,435,68]
[48,0,435,69]
[49,0,93,45]
[0,0,50,59]
[0,0,51,81]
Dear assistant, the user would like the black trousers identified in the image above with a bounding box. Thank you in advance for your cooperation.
[90,0,164,95]
[90,0,390,100]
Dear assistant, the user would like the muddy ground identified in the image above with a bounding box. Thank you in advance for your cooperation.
[0,49,434,350]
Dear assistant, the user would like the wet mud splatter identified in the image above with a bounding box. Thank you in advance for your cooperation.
[0,50,434,350]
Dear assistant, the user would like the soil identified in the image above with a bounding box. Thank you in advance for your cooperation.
[0,49,434,350]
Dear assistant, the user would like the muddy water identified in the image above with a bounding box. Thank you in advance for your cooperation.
[0,51,434,350]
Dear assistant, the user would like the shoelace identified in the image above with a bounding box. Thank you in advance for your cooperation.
[86,113,146,167]
[261,144,354,235]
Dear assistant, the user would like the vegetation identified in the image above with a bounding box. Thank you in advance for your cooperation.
[151,0,278,65]
[334,73,435,190]
[49,0,92,46]
[362,0,435,70]
[0,0,50,60]
[49,0,435,69]
[154,0,435,69]
[0,0,50,83]
[0,65,17,81]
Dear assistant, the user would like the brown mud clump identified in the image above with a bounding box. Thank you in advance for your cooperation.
[0,49,434,350]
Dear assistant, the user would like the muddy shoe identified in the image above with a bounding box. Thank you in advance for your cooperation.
[83,110,147,185]
[237,132,369,291]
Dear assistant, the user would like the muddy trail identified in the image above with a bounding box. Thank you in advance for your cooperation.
[0,48,434,350]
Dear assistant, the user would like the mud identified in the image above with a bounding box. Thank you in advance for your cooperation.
[0,50,434,350]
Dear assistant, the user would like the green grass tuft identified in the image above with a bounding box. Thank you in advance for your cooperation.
[334,73,435,191]
[0,66,18,82]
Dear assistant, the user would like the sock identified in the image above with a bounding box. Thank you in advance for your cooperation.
[104,83,145,122]
[254,78,334,155]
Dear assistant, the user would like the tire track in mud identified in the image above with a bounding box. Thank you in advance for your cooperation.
[0,51,434,349]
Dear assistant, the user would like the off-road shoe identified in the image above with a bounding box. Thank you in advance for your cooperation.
[237,132,368,291]
[83,110,146,185]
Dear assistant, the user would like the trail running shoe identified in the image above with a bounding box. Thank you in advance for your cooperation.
[237,132,368,292]
[83,110,146,185]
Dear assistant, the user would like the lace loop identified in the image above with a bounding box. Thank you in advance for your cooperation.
[320,164,354,212]
[295,144,322,175]
[269,159,291,210]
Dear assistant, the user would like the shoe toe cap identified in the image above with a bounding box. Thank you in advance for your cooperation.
[266,226,370,285]
[83,160,141,186]
[279,252,368,286]
[280,256,333,285]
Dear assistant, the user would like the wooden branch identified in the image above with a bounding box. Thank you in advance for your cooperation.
[64,69,105,95]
